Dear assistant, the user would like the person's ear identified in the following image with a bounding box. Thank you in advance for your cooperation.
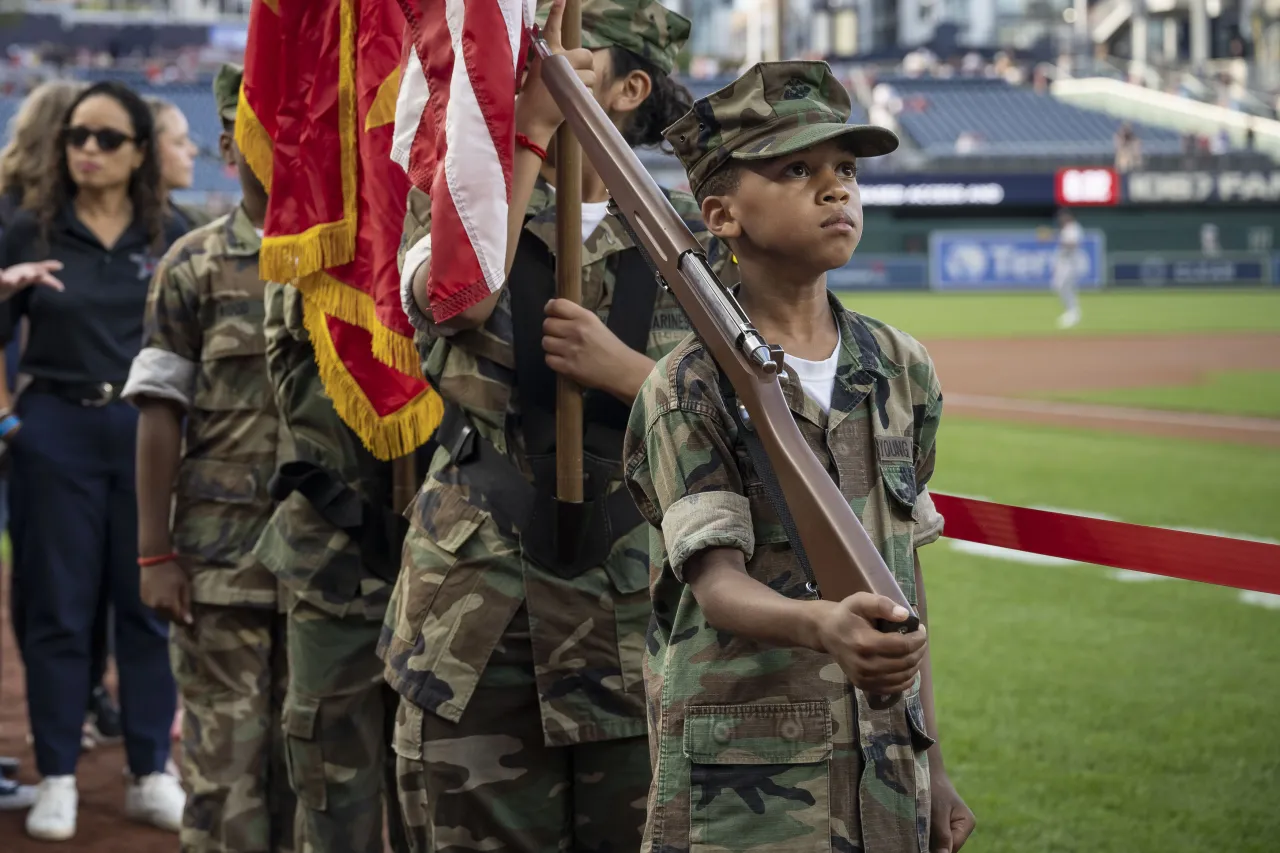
[701,195,742,241]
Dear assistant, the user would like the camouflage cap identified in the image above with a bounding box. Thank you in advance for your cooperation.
[537,0,690,75]
[663,61,899,194]
[213,63,243,123]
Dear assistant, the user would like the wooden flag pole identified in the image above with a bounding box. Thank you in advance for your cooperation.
[554,0,584,507]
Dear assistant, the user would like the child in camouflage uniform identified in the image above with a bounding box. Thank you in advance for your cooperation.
[124,64,296,852]
[623,62,976,853]
[386,0,732,850]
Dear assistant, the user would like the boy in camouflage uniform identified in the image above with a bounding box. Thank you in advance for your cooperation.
[253,281,406,853]
[385,0,733,850]
[124,64,296,852]
[623,62,977,853]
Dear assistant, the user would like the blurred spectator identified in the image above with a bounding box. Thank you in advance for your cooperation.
[1200,223,1221,256]
[0,77,125,765]
[955,131,982,154]
[1210,127,1230,155]
[1245,120,1256,150]
[0,80,188,842]
[1114,122,1144,173]
[145,97,207,231]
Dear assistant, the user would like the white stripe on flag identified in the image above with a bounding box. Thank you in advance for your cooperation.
[392,47,428,173]
[442,0,511,293]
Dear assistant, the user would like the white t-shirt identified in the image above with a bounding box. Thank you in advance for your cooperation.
[546,185,611,242]
[580,201,610,242]
[785,336,842,413]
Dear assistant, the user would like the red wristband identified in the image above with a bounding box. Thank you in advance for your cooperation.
[138,552,179,568]
[515,133,547,161]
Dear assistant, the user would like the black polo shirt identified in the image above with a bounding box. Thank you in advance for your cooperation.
[0,206,187,386]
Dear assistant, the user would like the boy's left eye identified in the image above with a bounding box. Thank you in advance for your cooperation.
[838,163,858,178]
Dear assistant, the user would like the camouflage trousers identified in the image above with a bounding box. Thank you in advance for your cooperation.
[283,598,404,853]
[170,604,296,853]
[392,613,651,853]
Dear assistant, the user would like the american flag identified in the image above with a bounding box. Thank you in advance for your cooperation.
[393,0,537,322]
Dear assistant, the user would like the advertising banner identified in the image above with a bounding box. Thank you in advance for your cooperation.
[928,229,1106,291]
[859,173,1056,208]
[1109,252,1275,287]
[1125,171,1280,205]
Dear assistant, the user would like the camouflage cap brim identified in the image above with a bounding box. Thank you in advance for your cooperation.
[728,122,899,164]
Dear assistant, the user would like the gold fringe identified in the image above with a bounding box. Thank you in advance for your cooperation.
[234,85,274,193]
[292,271,422,376]
[336,0,359,267]
[301,298,444,461]
[259,222,356,287]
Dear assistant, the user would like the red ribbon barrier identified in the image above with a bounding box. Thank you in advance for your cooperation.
[931,493,1280,595]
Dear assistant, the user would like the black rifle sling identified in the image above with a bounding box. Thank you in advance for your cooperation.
[718,371,819,597]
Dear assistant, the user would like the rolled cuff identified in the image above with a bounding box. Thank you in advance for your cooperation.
[912,487,945,549]
[122,347,197,408]
[661,491,754,581]
[399,236,458,337]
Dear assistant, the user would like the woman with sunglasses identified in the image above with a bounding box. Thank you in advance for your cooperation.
[0,80,188,842]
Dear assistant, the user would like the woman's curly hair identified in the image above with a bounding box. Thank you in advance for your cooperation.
[34,80,167,253]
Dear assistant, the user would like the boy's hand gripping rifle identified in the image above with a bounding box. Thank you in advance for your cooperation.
[533,38,921,706]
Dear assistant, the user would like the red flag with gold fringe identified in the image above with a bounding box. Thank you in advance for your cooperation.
[237,0,440,460]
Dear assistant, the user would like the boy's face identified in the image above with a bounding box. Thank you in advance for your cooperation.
[702,138,862,276]
[220,126,268,202]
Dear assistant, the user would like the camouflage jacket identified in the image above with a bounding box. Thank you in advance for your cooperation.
[623,293,945,853]
[380,179,736,746]
[251,280,393,621]
[122,205,279,608]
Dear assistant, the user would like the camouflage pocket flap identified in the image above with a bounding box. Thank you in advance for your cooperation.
[904,695,937,751]
[412,481,485,556]
[283,694,320,740]
[177,458,262,505]
[878,462,917,510]
[684,702,832,765]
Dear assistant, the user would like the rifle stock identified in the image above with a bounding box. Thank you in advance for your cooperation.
[535,43,920,702]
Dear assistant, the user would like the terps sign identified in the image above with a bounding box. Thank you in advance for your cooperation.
[928,229,1107,291]
[1056,167,1120,206]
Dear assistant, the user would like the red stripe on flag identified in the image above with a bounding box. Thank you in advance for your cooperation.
[458,0,516,198]
[931,493,1280,595]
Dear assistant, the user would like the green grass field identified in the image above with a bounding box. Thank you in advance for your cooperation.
[1042,369,1280,420]
[867,290,1280,851]
[837,288,1280,339]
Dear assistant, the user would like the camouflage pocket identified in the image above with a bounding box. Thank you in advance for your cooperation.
[283,695,327,811]
[685,702,833,853]
[195,309,270,412]
[173,458,270,570]
[394,483,487,645]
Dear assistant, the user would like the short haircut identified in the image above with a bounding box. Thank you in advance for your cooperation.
[694,162,741,206]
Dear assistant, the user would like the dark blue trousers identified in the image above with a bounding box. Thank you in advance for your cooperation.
[10,391,175,777]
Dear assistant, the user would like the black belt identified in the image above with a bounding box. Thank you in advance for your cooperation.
[26,378,124,407]
[434,405,644,579]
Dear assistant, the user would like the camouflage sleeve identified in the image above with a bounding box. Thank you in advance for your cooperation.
[912,354,944,549]
[397,185,441,336]
[122,245,201,408]
[624,355,755,580]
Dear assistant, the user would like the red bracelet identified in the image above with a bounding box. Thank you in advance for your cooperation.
[515,133,547,161]
[138,552,179,568]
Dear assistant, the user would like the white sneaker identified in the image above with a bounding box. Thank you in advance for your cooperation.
[25,776,78,841]
[0,779,38,812]
[1056,307,1081,329]
[125,772,185,832]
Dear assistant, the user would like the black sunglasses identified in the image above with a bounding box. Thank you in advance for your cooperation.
[63,125,136,153]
